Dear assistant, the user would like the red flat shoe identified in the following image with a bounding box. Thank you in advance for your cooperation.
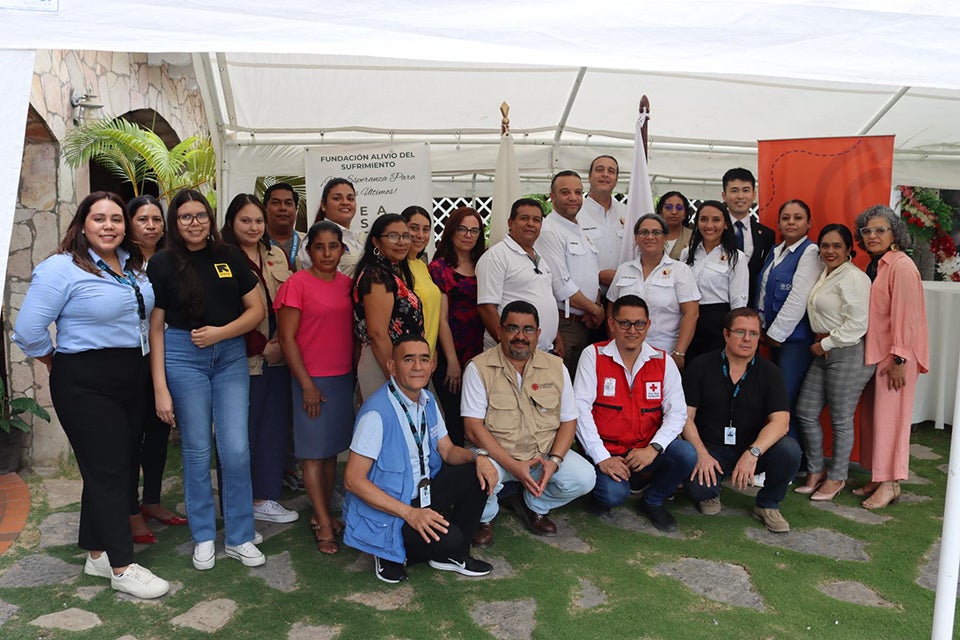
[140,504,188,526]
[132,532,158,544]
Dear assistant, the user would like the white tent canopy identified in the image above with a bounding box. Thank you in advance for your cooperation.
[4,1,960,203]
[3,2,960,635]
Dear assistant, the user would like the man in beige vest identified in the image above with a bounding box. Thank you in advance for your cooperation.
[462,300,596,546]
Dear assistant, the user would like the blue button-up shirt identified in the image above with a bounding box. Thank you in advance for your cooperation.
[13,249,155,357]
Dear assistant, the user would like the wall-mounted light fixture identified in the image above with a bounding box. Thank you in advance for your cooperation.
[70,88,104,125]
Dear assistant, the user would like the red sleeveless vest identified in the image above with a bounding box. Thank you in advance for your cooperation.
[591,341,666,455]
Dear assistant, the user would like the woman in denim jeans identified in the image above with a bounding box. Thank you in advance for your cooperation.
[147,189,266,571]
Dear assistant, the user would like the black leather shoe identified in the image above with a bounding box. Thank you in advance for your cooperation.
[509,494,557,536]
[638,500,678,532]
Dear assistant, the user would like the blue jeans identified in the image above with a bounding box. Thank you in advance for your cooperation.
[769,340,814,450]
[164,329,255,546]
[481,450,595,522]
[592,439,697,508]
[684,437,801,509]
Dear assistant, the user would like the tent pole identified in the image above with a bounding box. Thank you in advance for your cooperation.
[858,86,910,135]
[551,66,587,171]
[932,350,960,638]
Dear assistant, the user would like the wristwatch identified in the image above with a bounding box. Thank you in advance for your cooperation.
[473,448,489,461]
[650,442,664,455]
[749,446,762,458]
[547,454,564,469]
[893,356,906,366]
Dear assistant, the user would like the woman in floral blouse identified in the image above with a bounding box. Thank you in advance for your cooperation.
[352,213,424,400]
[428,206,486,445]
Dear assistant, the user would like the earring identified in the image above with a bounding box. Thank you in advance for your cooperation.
[373,247,381,257]
[891,242,900,252]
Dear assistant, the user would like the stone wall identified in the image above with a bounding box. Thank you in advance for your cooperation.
[4,50,209,469]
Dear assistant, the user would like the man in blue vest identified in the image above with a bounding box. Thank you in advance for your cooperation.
[573,295,696,531]
[343,335,499,584]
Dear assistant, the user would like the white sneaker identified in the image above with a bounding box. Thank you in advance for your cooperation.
[110,563,170,599]
[193,540,216,571]
[252,500,299,523]
[253,530,263,545]
[84,552,112,579]
[225,541,265,567]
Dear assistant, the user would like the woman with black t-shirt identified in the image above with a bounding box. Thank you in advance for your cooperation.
[147,189,266,572]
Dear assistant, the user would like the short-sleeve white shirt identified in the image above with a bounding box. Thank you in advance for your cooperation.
[476,235,559,351]
[680,245,749,308]
[605,254,701,353]
[535,213,600,316]
[579,195,626,272]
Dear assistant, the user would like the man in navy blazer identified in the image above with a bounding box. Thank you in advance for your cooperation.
[721,168,774,307]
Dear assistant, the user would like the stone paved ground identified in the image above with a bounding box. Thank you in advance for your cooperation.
[0,435,955,637]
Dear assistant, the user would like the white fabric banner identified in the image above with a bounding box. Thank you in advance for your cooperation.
[304,142,432,233]
[0,49,36,305]
[619,111,656,265]
[489,132,521,246]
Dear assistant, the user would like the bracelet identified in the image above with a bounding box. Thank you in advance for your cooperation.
[672,350,685,357]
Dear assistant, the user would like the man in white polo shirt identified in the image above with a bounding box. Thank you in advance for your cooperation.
[536,170,604,376]
[578,156,626,293]
[477,198,562,355]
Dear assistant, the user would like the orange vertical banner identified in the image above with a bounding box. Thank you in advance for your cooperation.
[757,135,894,463]
[758,135,894,271]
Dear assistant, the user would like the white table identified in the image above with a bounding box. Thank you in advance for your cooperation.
[912,281,960,429]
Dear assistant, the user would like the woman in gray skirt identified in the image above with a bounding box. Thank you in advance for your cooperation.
[276,221,356,554]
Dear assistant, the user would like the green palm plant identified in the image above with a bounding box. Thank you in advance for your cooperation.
[63,117,216,204]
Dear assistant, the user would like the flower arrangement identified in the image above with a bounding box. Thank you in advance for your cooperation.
[899,186,960,281]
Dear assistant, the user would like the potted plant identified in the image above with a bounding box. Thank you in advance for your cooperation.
[0,375,50,474]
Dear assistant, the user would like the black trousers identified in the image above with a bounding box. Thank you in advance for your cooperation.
[400,462,487,564]
[51,348,145,567]
[130,368,171,510]
[431,356,465,447]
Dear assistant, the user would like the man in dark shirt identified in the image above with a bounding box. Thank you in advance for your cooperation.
[681,307,801,532]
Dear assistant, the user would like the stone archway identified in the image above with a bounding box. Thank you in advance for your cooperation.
[2,105,61,472]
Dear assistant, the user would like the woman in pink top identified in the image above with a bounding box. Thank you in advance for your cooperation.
[276,221,355,553]
[854,205,929,510]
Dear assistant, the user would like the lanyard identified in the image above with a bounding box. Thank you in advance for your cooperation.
[271,234,299,269]
[388,382,428,478]
[720,349,755,425]
[96,259,146,321]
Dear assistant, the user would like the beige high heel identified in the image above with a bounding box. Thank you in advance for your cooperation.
[862,481,901,510]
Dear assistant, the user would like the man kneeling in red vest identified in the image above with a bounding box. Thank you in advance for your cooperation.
[574,294,696,531]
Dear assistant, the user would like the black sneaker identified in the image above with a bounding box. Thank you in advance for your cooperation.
[428,556,493,577]
[638,500,678,532]
[374,557,408,584]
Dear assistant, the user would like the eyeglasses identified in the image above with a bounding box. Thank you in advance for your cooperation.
[614,319,648,331]
[636,229,665,237]
[501,324,537,336]
[728,329,761,339]
[456,226,482,237]
[859,226,890,237]
[178,212,210,225]
[380,232,412,243]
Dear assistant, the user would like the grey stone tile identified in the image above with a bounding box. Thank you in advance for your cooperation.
[817,580,896,607]
[0,554,81,587]
[653,557,765,611]
[745,527,870,562]
[470,598,537,640]
[170,598,238,633]
[29,607,101,631]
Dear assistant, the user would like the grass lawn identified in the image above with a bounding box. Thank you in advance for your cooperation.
[0,422,955,639]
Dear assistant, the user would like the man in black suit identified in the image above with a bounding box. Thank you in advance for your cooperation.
[721,168,774,307]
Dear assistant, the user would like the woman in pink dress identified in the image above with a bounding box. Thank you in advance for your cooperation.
[854,205,929,510]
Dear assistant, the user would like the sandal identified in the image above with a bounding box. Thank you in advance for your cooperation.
[862,481,901,510]
[331,518,345,537]
[311,522,339,555]
[852,481,881,497]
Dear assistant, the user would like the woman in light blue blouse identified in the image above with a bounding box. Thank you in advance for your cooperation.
[13,192,170,599]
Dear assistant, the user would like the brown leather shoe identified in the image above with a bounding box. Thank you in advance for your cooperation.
[510,494,557,536]
[472,522,494,547]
